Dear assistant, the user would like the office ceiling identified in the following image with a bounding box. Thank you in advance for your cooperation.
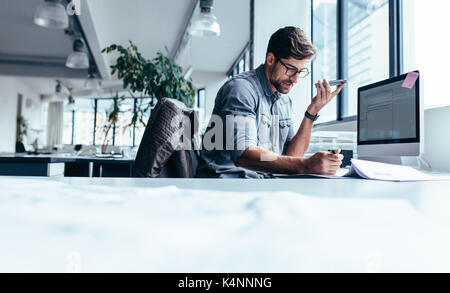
[88,0,250,74]
[0,0,71,58]
[176,0,250,73]
[0,0,250,96]
[86,0,193,69]
[0,0,89,79]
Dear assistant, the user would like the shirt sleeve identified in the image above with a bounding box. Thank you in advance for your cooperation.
[219,79,258,162]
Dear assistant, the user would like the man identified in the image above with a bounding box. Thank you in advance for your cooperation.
[196,26,346,178]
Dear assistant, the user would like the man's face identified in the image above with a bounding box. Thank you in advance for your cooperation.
[266,53,311,94]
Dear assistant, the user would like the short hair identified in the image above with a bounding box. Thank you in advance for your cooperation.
[266,26,317,61]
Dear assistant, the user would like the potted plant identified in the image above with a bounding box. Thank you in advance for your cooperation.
[102,41,195,128]
[101,94,123,154]
[16,115,28,152]
[16,115,28,143]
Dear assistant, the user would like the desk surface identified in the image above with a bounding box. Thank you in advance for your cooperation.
[1,176,450,273]
[0,153,77,163]
[0,153,135,163]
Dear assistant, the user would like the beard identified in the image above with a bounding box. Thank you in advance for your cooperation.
[269,67,293,94]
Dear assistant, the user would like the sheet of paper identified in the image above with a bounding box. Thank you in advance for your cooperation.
[271,168,352,179]
[350,159,450,182]
[402,71,419,89]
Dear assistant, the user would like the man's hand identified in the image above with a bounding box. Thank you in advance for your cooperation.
[307,79,346,116]
[303,149,344,175]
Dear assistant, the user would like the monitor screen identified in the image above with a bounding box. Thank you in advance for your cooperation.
[358,72,420,146]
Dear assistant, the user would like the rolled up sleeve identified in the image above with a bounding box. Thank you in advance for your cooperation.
[219,79,258,162]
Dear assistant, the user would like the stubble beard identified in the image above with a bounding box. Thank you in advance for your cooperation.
[269,66,292,94]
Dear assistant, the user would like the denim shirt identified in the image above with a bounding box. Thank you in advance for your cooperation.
[196,64,295,178]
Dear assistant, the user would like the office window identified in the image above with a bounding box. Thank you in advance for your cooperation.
[115,99,134,146]
[238,59,245,73]
[244,49,250,72]
[227,45,251,78]
[134,98,152,146]
[61,97,154,148]
[345,0,389,117]
[196,88,207,125]
[197,88,206,108]
[311,0,391,123]
[73,99,94,145]
[95,99,114,146]
[62,110,74,145]
[312,0,338,123]
[403,0,450,109]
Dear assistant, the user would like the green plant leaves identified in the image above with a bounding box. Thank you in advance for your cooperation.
[102,40,194,107]
[102,41,195,128]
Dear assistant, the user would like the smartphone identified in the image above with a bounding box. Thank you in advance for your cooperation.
[328,79,347,86]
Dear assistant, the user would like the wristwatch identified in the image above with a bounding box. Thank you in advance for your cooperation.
[305,110,320,122]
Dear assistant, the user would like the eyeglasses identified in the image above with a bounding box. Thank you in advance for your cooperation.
[275,56,310,78]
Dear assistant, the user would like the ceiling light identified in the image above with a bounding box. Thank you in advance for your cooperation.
[84,69,102,91]
[189,0,220,37]
[84,78,101,91]
[66,39,89,69]
[34,0,69,29]
[52,80,65,101]
[66,95,76,111]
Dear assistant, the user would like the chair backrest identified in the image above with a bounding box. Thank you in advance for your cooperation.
[133,98,199,178]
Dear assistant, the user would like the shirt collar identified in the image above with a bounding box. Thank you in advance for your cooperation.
[256,64,278,98]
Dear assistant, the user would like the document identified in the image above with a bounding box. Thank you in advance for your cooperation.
[274,159,450,182]
[341,159,450,182]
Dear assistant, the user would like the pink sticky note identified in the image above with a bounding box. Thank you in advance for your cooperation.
[402,72,419,89]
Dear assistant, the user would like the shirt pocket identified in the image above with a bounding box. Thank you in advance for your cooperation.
[279,118,293,145]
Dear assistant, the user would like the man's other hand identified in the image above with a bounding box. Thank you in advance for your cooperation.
[307,79,346,116]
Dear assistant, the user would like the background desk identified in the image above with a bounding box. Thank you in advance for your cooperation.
[0,154,135,177]
[65,157,135,177]
[0,154,75,176]
[1,176,450,273]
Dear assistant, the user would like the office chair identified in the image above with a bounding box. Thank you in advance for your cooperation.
[133,98,199,178]
[15,141,26,153]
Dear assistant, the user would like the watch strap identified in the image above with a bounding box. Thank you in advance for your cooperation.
[305,110,320,122]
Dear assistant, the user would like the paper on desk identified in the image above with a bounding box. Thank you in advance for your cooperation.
[344,159,450,182]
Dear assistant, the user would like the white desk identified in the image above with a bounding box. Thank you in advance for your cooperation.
[1,176,450,273]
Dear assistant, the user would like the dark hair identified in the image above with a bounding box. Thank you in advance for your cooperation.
[266,26,317,60]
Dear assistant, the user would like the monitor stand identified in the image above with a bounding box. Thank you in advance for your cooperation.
[356,156,403,166]
[356,156,423,169]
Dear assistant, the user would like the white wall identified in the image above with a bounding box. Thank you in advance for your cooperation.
[254,0,312,131]
[191,70,229,127]
[423,106,450,172]
[0,76,43,152]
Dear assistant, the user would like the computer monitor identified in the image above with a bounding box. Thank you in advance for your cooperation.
[357,71,423,159]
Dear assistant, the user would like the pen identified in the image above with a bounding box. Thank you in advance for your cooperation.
[328,149,337,154]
